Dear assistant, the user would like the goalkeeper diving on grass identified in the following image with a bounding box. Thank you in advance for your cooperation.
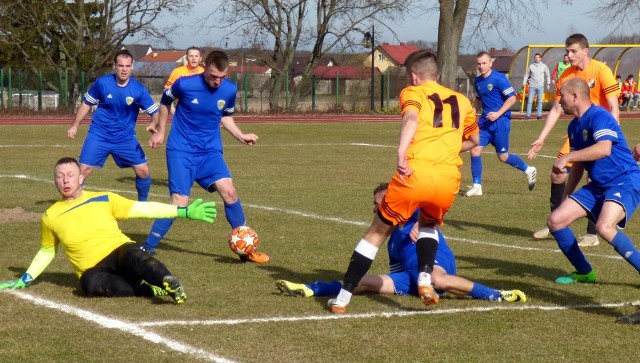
[0,157,217,304]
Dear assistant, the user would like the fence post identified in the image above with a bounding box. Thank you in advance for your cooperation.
[0,68,4,110]
[244,74,248,112]
[335,71,340,107]
[38,70,43,112]
[311,76,316,112]
[285,70,289,110]
[385,71,390,109]
[18,69,24,108]
[7,68,12,109]
[379,73,384,110]
[57,69,63,110]
[80,71,86,98]
[64,68,69,108]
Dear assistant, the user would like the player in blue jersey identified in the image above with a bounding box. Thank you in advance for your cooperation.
[276,183,526,304]
[463,51,537,197]
[67,49,158,202]
[142,50,269,264]
[547,78,640,303]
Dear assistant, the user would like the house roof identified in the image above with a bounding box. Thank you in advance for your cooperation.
[139,51,185,63]
[313,65,378,79]
[491,57,512,74]
[489,47,515,57]
[290,55,336,76]
[378,43,421,65]
[121,44,152,61]
[228,64,271,74]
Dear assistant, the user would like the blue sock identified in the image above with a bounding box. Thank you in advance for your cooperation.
[611,232,640,273]
[144,218,175,252]
[468,282,501,301]
[551,227,592,274]
[307,280,342,296]
[504,154,528,172]
[471,155,482,185]
[135,176,152,201]
[225,200,246,228]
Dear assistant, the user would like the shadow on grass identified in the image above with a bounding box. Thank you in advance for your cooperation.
[117,176,169,189]
[446,218,534,238]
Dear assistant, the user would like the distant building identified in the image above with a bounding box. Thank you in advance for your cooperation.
[488,47,515,75]
[120,44,153,61]
[364,43,421,73]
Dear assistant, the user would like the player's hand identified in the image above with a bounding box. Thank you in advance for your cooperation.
[409,223,419,243]
[528,139,544,159]
[396,158,414,183]
[149,132,165,149]
[177,199,217,223]
[633,144,640,161]
[146,121,158,134]
[0,273,33,289]
[241,133,258,145]
[485,112,499,121]
[67,126,78,139]
[552,157,568,175]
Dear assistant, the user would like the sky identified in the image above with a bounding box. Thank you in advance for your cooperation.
[150,1,623,52]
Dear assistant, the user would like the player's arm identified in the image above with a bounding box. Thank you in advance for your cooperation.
[67,103,92,139]
[220,116,258,145]
[149,86,175,149]
[461,101,480,152]
[606,95,620,122]
[563,161,584,197]
[528,99,562,159]
[554,140,612,177]
[551,64,559,85]
[126,199,217,223]
[397,108,418,178]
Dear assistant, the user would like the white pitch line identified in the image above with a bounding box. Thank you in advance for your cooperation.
[0,144,71,148]
[3,290,234,363]
[0,173,622,261]
[138,300,640,327]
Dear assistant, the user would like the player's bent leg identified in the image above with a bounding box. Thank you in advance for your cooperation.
[465,146,484,197]
[354,274,396,295]
[80,268,138,297]
[132,164,151,201]
[143,194,187,253]
[276,280,315,297]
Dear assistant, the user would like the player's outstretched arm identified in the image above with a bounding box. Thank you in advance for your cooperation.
[68,103,92,139]
[528,100,562,159]
[127,199,217,223]
[149,103,169,149]
[221,116,258,145]
[0,247,56,289]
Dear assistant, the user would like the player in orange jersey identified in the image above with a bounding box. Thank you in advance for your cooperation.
[163,46,204,115]
[528,34,620,246]
[327,50,479,314]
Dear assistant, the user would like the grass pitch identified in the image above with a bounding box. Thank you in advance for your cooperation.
[1,118,640,362]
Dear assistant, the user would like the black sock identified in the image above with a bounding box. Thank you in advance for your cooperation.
[342,251,373,292]
[587,220,597,235]
[416,237,439,274]
[550,182,565,212]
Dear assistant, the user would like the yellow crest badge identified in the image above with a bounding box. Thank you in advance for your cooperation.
[217,100,225,110]
[488,84,493,91]
[126,97,133,105]
[582,129,589,141]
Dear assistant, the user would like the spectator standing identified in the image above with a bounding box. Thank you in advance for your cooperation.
[523,53,551,120]
[551,54,571,86]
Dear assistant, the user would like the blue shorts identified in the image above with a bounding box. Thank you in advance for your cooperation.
[388,240,457,296]
[569,183,640,229]
[478,116,511,154]
[79,133,147,169]
[167,151,231,196]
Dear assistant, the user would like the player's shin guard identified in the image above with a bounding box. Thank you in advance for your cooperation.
[611,232,640,272]
[550,183,565,212]
[340,239,378,303]
[416,227,439,275]
[471,155,482,185]
[225,200,246,229]
[144,218,175,252]
[505,154,528,171]
[135,176,152,202]
[551,227,592,274]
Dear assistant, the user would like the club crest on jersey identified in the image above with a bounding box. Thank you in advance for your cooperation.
[582,129,588,141]
[587,79,595,88]
[217,100,225,110]
[126,97,133,105]
[488,84,493,91]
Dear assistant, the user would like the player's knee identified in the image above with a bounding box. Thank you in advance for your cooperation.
[134,166,150,178]
[430,272,447,291]
[595,221,616,241]
[546,213,565,231]
[497,153,509,162]
[218,186,238,203]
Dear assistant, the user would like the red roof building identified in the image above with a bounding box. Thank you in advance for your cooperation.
[365,43,421,73]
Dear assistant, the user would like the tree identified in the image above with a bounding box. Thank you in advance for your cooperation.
[0,0,189,109]
[205,0,414,112]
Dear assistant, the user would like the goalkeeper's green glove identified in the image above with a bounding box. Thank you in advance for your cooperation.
[0,273,33,289]
[177,199,217,223]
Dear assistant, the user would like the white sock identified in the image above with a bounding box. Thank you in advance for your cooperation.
[418,272,432,286]
[336,289,353,305]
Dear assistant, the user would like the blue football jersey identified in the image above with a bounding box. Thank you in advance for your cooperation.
[568,105,640,188]
[474,70,515,119]
[163,74,237,154]
[83,74,158,140]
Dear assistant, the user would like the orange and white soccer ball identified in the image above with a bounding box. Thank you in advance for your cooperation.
[228,226,259,256]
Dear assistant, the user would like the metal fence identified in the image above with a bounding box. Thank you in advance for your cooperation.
[0,67,475,113]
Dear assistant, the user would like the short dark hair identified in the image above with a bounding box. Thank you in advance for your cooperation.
[113,49,134,64]
[616,75,622,79]
[628,74,634,79]
[55,157,80,169]
[566,33,589,49]
[534,53,542,57]
[405,50,438,79]
[204,50,229,71]
[476,51,490,59]
[186,46,201,56]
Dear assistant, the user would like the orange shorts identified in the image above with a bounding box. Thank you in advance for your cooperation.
[379,164,460,226]
[557,137,573,168]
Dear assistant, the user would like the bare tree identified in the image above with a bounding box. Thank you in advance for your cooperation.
[204,0,414,112]
[0,0,189,108]
[588,0,640,32]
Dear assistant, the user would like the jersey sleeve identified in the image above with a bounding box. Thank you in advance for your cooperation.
[497,74,516,98]
[83,78,102,106]
[591,110,620,143]
[600,65,620,97]
[223,86,236,117]
[138,87,159,115]
[460,96,479,139]
[108,192,136,220]
[399,87,421,116]
[165,68,180,89]
[161,77,180,106]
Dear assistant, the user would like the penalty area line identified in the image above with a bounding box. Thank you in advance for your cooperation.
[3,290,234,363]
[138,300,640,327]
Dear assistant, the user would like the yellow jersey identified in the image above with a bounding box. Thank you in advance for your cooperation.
[40,191,136,277]
[165,65,205,89]
[400,81,478,168]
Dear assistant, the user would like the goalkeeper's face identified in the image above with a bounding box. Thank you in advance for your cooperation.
[54,162,83,201]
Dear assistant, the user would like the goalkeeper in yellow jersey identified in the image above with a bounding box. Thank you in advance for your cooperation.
[0,157,217,304]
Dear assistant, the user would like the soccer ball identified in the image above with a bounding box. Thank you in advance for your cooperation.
[228,226,259,256]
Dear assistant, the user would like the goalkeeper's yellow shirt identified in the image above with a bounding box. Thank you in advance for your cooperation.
[40,191,135,277]
[164,65,205,89]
